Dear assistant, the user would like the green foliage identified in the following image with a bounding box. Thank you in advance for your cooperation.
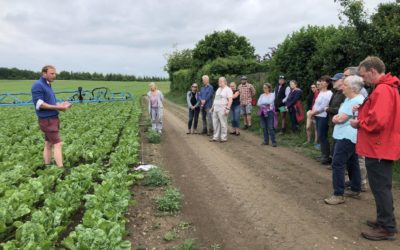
[147,129,162,144]
[173,239,198,250]
[171,69,195,92]
[165,49,194,79]
[155,187,182,213]
[164,230,177,242]
[143,167,170,187]
[192,30,256,68]
[0,67,167,81]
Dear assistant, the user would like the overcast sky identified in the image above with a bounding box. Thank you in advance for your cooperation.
[0,0,387,77]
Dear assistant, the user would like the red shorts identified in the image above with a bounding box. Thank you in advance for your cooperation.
[39,117,61,144]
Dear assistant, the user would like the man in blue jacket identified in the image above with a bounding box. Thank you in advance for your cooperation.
[199,75,214,136]
[31,65,72,167]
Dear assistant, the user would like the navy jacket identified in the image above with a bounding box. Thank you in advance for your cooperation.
[286,89,302,108]
[31,77,59,119]
[198,84,214,109]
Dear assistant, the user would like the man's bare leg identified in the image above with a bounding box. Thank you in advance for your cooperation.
[53,142,63,167]
[43,141,52,165]
[247,114,252,126]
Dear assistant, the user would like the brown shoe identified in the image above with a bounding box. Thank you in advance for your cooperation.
[361,227,396,241]
[367,220,379,229]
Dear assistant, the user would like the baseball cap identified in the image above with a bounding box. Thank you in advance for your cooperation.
[279,75,286,80]
[331,73,344,81]
[241,76,248,80]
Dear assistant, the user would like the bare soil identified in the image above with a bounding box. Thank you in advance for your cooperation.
[127,99,400,250]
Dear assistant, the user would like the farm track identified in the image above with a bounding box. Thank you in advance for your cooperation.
[159,100,400,250]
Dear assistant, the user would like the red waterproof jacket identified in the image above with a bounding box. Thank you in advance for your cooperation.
[356,73,400,160]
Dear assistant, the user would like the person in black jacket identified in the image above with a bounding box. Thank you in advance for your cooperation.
[274,75,290,133]
[285,80,302,132]
[325,73,346,165]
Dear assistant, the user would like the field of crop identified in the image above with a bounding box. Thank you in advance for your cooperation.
[0,80,169,249]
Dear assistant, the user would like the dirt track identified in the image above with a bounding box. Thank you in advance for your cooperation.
[159,100,400,250]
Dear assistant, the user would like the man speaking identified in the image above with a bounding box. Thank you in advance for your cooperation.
[31,65,72,167]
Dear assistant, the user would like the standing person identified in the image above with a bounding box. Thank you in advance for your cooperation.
[257,83,277,147]
[229,82,241,136]
[147,82,164,133]
[210,77,233,143]
[344,66,369,192]
[324,75,365,205]
[31,65,72,167]
[285,80,302,132]
[238,76,256,129]
[350,56,400,241]
[305,82,319,145]
[274,75,291,133]
[186,83,200,134]
[199,75,214,136]
[326,73,346,163]
[309,76,333,165]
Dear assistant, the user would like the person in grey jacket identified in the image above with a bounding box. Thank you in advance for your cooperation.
[186,83,201,134]
[147,82,164,133]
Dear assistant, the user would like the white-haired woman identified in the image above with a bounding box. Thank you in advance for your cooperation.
[324,75,365,205]
[147,82,164,133]
[210,77,233,143]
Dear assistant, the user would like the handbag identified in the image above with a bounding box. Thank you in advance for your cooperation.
[294,100,304,123]
[251,97,257,106]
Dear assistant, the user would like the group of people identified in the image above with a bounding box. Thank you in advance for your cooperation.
[32,56,399,242]
[182,56,399,241]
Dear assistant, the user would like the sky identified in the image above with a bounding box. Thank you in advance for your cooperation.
[0,0,387,77]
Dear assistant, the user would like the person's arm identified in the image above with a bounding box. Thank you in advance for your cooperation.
[332,113,350,124]
[250,84,256,97]
[257,95,264,106]
[326,94,345,115]
[358,86,392,133]
[286,90,301,108]
[186,92,192,108]
[205,86,213,101]
[313,93,331,115]
[159,91,164,102]
[282,86,290,103]
[32,84,70,111]
[232,91,240,99]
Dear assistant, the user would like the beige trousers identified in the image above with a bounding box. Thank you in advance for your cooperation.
[212,110,228,141]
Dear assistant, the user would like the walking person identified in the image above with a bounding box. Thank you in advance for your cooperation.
[305,82,319,145]
[257,83,277,147]
[147,82,164,133]
[285,80,302,132]
[309,76,333,165]
[238,76,256,129]
[324,75,365,205]
[199,75,214,136]
[343,66,369,192]
[229,82,241,136]
[274,75,291,134]
[210,77,233,143]
[31,65,72,167]
[186,83,200,134]
[350,56,400,241]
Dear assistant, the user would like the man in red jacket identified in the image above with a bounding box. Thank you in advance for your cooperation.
[350,56,400,241]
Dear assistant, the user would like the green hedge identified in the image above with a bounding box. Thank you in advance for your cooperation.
[170,69,195,92]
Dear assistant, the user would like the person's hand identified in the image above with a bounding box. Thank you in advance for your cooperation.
[191,106,195,110]
[210,108,214,113]
[350,118,359,129]
[324,107,328,112]
[352,105,360,113]
[224,109,229,116]
[332,115,339,124]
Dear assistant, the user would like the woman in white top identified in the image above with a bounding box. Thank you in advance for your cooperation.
[309,75,333,164]
[210,77,233,143]
[147,82,164,133]
[257,83,277,146]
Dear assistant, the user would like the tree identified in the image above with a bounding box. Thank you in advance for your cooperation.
[164,49,193,80]
[192,30,255,68]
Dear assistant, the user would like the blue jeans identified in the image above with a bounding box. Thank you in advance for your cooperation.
[260,111,276,144]
[332,139,361,196]
[230,105,240,128]
[188,107,200,130]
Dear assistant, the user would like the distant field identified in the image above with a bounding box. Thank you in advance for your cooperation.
[0,79,170,97]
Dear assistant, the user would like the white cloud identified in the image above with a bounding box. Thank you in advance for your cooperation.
[0,0,387,76]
